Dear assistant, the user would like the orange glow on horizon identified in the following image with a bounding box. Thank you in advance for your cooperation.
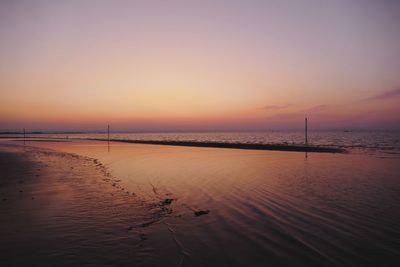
[1,1,399,131]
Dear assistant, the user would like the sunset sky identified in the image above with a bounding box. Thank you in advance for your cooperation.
[1,0,400,131]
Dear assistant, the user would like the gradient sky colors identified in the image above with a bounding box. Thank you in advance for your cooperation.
[1,0,400,131]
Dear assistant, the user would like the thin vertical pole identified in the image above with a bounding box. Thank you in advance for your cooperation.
[107,125,110,144]
[23,128,26,145]
[107,125,110,152]
[305,117,308,145]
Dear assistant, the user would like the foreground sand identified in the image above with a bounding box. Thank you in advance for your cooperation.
[0,144,181,266]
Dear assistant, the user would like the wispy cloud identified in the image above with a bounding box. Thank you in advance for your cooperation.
[363,88,400,101]
[303,104,327,113]
[263,104,292,110]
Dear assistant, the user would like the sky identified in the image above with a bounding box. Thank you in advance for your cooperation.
[1,0,400,131]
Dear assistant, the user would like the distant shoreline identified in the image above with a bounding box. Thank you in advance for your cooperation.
[92,139,346,153]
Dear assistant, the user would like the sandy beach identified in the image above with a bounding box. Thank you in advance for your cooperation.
[0,142,183,266]
[1,139,399,266]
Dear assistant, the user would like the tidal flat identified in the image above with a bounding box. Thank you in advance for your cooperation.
[1,139,399,266]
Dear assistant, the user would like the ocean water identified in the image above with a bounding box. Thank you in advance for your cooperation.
[9,130,400,156]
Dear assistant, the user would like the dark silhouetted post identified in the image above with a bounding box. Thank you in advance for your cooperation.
[23,128,26,145]
[107,125,110,152]
[305,117,308,145]
[107,125,110,144]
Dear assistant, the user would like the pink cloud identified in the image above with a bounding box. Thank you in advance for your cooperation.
[363,88,400,101]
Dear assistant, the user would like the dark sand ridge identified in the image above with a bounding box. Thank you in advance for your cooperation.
[0,144,189,266]
[2,136,346,153]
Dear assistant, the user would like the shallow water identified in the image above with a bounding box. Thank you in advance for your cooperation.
[5,139,398,266]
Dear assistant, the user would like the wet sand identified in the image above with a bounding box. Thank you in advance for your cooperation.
[1,140,399,266]
[0,144,181,266]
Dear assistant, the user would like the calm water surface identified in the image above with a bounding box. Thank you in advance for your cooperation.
[16,139,399,266]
